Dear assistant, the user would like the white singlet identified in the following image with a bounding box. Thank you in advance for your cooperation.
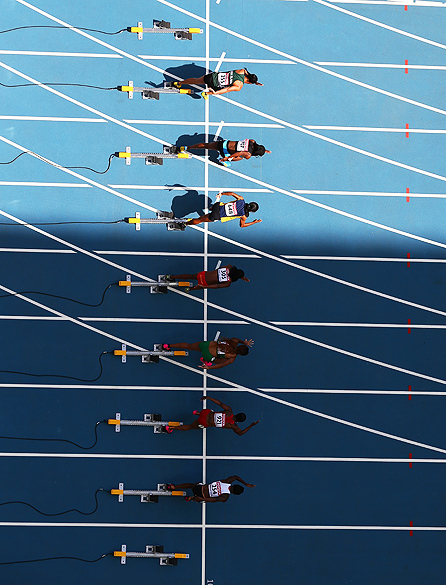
[207,481,231,498]
[214,412,226,427]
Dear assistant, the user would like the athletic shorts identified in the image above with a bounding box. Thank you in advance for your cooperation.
[192,483,204,497]
[197,409,212,428]
[216,140,231,158]
[208,202,222,222]
[197,271,208,287]
[198,340,214,362]
[203,72,218,91]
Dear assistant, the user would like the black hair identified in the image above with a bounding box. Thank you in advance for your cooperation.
[231,484,244,495]
[251,142,266,157]
[228,266,245,282]
[244,202,259,216]
[237,345,249,356]
[244,69,259,84]
[234,412,247,423]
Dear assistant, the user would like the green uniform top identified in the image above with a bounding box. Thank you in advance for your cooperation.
[211,70,244,90]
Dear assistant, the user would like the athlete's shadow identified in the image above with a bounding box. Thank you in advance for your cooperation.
[174,132,223,164]
[166,184,213,218]
[144,63,208,99]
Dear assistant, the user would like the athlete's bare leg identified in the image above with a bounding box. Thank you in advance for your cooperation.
[187,142,219,151]
[169,273,198,280]
[179,75,206,86]
[169,342,203,352]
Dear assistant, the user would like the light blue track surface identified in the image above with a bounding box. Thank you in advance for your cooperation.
[1,0,446,583]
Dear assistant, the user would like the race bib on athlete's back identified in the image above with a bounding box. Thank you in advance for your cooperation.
[217,268,229,282]
[223,202,238,217]
[214,412,226,427]
[217,72,232,87]
[208,481,222,497]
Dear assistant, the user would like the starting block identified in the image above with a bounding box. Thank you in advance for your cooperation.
[124,211,187,232]
[117,81,194,100]
[108,412,183,434]
[114,343,188,363]
[111,483,186,503]
[115,146,190,165]
[115,544,189,566]
[118,274,191,294]
[127,19,202,41]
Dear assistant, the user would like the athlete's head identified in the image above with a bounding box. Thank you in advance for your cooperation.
[229,266,245,282]
[237,345,249,356]
[244,69,260,85]
[244,202,259,216]
[251,142,267,157]
[234,412,247,423]
[230,484,244,495]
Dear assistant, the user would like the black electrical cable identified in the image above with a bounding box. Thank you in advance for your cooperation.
[0,82,119,90]
[0,420,107,450]
[0,151,116,174]
[0,220,124,226]
[0,283,118,307]
[0,351,109,383]
[0,488,105,516]
[0,25,127,35]
[0,552,113,566]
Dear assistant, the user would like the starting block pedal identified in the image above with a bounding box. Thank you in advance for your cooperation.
[108,412,183,434]
[117,80,193,99]
[113,343,189,363]
[118,274,191,294]
[127,19,202,41]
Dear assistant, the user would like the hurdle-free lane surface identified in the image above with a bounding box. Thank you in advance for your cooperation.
[1,0,446,583]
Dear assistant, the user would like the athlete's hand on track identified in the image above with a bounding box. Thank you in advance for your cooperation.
[246,483,256,488]
[252,420,260,426]
[244,339,254,347]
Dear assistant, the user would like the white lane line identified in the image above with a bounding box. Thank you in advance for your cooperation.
[107,185,272,192]
[3,453,446,463]
[270,322,446,329]
[260,388,446,395]
[291,190,446,198]
[314,0,446,51]
[0,316,248,324]
[315,62,446,70]
[123,119,283,128]
[0,181,91,187]
[282,256,446,262]
[0,248,75,253]
[0,521,442,530]
[95,251,261,257]
[157,0,446,118]
[303,126,446,134]
[326,0,446,4]
[0,116,105,122]
[0,50,121,58]
[137,55,296,64]
[213,120,225,140]
[215,51,226,72]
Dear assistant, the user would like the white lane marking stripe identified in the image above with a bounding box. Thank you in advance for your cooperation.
[123,120,283,127]
[270,322,446,328]
[137,56,296,64]
[0,181,91,186]
[0,248,75,253]
[304,126,446,133]
[260,388,446,395]
[0,385,226,390]
[282,256,446,262]
[0,316,248,324]
[314,0,446,51]
[215,51,226,72]
[108,185,272,191]
[0,521,441,530]
[0,50,121,57]
[95,251,261,257]
[316,62,446,70]
[157,0,446,117]
[291,190,446,198]
[1,453,446,463]
[214,120,225,140]
[0,116,105,122]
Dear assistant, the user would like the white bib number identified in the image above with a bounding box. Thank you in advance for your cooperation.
[217,72,231,87]
[214,412,225,427]
[217,268,229,282]
[223,202,238,217]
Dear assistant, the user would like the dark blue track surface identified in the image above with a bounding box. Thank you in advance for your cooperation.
[1,0,446,583]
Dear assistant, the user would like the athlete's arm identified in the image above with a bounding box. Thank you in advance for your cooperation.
[199,357,236,370]
[240,216,262,228]
[223,475,255,488]
[219,191,243,200]
[207,81,243,95]
[190,281,231,290]
[233,420,260,436]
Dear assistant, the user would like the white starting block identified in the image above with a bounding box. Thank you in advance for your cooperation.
[127,19,202,41]
[108,413,183,434]
[124,211,188,232]
[115,544,189,566]
[117,81,196,100]
[118,274,191,294]
[111,483,186,503]
[115,145,190,164]
[114,343,188,363]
